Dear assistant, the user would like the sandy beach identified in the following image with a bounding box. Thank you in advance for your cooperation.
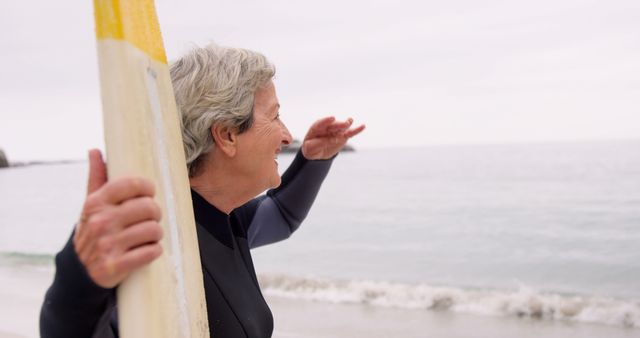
[267,294,639,338]
[1,262,637,338]
[0,263,51,338]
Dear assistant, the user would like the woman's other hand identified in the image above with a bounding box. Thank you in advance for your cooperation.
[301,116,365,160]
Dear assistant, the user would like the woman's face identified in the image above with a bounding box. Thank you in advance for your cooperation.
[236,81,292,192]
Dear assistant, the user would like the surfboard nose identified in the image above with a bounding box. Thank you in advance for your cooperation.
[94,0,168,64]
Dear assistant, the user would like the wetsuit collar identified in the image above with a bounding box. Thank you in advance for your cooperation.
[191,189,235,249]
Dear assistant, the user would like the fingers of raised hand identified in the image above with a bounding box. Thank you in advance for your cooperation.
[311,116,337,132]
[327,121,365,141]
[305,117,334,140]
[319,118,364,138]
[310,117,351,137]
[343,124,366,139]
[326,117,353,134]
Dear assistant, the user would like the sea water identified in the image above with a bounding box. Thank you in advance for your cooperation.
[1,140,639,332]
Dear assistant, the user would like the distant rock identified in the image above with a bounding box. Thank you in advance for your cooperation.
[0,149,8,168]
[0,151,82,168]
[281,139,356,154]
[10,159,83,168]
[281,139,303,153]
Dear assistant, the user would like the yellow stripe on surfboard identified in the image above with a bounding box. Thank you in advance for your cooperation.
[94,0,168,63]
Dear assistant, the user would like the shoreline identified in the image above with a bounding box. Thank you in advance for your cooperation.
[0,264,638,338]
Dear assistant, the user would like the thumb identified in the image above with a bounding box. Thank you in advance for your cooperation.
[87,149,107,195]
[301,138,323,159]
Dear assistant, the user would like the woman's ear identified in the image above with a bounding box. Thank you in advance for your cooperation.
[210,124,237,157]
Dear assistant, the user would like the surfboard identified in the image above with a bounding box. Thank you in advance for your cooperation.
[93,1,209,337]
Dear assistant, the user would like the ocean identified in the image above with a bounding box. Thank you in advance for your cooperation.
[1,140,639,337]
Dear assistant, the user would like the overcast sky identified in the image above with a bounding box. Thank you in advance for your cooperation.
[0,0,638,161]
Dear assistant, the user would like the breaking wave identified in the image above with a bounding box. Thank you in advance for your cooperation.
[258,273,639,328]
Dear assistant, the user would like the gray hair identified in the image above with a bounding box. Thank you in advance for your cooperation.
[170,44,276,177]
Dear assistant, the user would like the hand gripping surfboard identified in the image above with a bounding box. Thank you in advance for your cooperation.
[93,1,209,337]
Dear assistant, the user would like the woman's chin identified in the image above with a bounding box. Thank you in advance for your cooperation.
[270,175,282,189]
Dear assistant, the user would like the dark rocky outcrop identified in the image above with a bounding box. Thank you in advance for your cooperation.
[0,149,8,168]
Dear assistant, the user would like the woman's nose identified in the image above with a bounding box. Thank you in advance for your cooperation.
[281,123,293,145]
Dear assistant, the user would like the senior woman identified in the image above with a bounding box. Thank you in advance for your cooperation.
[40,44,365,338]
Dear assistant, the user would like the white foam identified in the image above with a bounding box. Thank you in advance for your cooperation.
[258,274,639,328]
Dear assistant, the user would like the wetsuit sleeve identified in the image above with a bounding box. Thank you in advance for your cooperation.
[237,150,334,248]
[40,231,117,338]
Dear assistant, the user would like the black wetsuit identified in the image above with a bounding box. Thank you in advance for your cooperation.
[40,151,333,338]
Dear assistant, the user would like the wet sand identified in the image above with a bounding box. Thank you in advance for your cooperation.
[0,332,25,338]
[267,294,639,338]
